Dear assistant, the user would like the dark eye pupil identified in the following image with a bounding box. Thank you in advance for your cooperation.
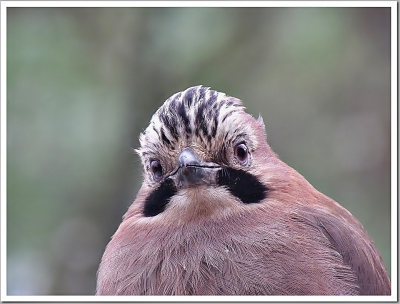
[235,143,248,164]
[150,160,163,180]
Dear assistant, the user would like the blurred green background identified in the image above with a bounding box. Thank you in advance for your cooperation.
[7,7,391,295]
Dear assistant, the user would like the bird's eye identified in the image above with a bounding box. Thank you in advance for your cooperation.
[150,160,163,181]
[234,143,249,165]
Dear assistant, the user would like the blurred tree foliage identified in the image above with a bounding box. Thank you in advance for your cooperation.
[6,7,391,295]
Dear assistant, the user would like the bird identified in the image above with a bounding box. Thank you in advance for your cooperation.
[96,85,391,295]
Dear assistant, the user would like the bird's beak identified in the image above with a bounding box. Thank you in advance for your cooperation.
[169,147,221,189]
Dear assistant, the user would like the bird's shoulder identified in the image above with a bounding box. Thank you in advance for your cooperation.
[289,198,391,295]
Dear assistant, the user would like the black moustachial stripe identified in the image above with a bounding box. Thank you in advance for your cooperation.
[217,168,267,204]
[143,179,177,217]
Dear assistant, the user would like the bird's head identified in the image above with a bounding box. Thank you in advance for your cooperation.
[133,85,282,223]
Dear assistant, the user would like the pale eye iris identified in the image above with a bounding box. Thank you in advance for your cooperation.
[234,143,249,165]
[150,160,163,181]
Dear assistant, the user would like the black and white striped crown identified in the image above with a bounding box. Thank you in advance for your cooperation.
[137,85,245,157]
